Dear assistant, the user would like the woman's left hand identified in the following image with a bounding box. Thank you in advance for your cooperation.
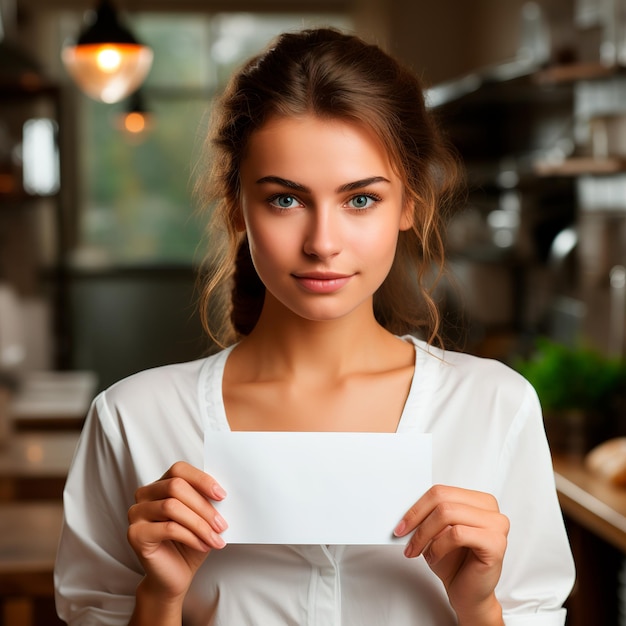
[394,485,509,626]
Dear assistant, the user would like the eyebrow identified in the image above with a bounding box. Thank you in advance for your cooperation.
[255,175,391,194]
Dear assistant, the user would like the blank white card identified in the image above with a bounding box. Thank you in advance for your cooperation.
[204,431,432,545]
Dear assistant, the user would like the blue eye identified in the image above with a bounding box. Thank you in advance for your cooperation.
[348,194,377,210]
[269,194,299,209]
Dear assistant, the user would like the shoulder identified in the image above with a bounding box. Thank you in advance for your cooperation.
[95,349,229,425]
[402,337,547,493]
[82,350,231,472]
[104,357,207,403]
[403,334,536,416]
[406,334,525,378]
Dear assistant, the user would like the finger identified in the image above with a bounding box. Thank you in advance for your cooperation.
[394,485,499,537]
[133,478,229,535]
[423,525,508,568]
[404,505,509,559]
[129,493,227,543]
[128,517,225,556]
[160,461,227,501]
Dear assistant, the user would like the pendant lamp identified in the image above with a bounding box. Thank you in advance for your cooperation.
[116,90,153,142]
[62,0,153,104]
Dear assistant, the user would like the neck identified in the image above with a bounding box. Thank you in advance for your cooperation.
[237,297,396,382]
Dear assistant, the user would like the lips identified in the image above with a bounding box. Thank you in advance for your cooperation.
[292,272,353,294]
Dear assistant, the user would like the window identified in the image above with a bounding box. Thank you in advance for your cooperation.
[73,13,352,267]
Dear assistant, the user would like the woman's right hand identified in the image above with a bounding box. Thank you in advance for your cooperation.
[127,461,228,604]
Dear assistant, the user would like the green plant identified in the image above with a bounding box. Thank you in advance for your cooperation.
[514,338,626,414]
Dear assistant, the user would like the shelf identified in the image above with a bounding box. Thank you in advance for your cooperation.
[0,78,60,99]
[0,191,60,204]
[533,156,626,176]
[533,61,617,85]
[428,60,625,112]
[426,57,541,108]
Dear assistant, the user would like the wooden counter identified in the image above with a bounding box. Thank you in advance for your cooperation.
[553,453,626,553]
[552,454,626,625]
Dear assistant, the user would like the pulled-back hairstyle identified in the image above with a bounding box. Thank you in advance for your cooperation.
[195,27,462,348]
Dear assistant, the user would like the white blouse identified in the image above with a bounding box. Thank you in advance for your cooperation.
[54,336,575,625]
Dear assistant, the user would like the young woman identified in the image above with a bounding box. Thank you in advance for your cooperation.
[55,28,575,626]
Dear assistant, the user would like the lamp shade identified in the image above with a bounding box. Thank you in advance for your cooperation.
[62,0,153,104]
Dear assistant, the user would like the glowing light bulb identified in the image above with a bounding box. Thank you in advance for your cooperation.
[124,112,146,134]
[96,46,122,73]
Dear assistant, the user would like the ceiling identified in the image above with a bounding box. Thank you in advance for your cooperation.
[16,0,351,14]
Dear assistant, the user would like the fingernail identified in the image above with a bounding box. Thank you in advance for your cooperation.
[394,521,406,537]
[214,514,228,532]
[213,484,227,499]
[403,543,414,558]
[214,535,227,549]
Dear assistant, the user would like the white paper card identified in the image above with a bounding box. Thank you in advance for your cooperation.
[204,431,432,545]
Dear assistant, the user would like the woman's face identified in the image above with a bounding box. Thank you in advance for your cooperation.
[238,115,412,324]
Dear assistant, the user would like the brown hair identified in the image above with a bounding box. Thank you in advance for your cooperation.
[195,27,463,348]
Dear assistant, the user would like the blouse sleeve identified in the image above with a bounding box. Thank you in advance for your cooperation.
[495,381,575,625]
[54,391,143,626]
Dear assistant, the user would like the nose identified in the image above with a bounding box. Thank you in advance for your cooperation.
[302,207,342,260]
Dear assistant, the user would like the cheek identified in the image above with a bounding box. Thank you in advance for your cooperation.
[246,222,293,272]
[353,223,400,263]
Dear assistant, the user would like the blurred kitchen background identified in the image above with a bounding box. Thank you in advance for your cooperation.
[1,0,625,389]
[1,0,626,624]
